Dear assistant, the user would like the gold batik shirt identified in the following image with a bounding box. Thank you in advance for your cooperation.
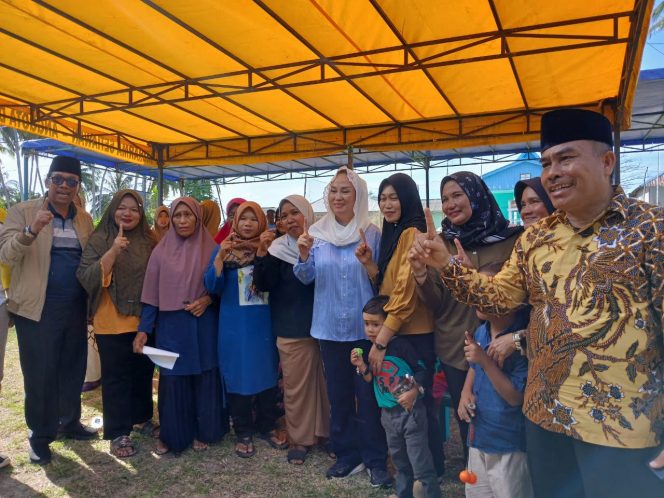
[441,188,664,448]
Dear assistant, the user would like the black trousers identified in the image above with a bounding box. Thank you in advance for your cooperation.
[402,333,445,477]
[526,419,664,498]
[440,363,469,462]
[320,339,388,470]
[229,386,280,438]
[159,368,228,453]
[96,332,154,440]
[13,298,87,451]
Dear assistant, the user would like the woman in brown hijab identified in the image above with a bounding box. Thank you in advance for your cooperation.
[205,201,284,458]
[77,189,157,458]
[200,199,222,238]
[153,205,170,241]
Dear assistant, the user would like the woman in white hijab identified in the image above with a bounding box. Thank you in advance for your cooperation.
[253,195,330,465]
[293,167,391,487]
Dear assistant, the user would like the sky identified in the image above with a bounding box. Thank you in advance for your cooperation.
[1,12,664,209]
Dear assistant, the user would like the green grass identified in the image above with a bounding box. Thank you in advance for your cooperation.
[0,329,465,497]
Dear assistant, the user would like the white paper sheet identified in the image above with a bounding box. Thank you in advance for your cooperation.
[142,346,180,370]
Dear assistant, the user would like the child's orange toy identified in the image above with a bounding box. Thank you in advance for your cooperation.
[459,469,477,485]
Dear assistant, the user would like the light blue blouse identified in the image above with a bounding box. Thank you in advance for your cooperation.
[294,223,380,342]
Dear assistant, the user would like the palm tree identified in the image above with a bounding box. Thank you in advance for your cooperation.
[0,127,40,197]
[651,1,664,34]
[90,170,134,220]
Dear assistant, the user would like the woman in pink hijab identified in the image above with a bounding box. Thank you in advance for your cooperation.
[134,197,227,455]
[213,197,246,244]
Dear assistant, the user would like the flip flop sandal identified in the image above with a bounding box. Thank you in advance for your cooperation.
[133,420,157,437]
[258,430,289,450]
[110,436,137,458]
[319,440,335,459]
[235,436,255,459]
[192,440,208,452]
[154,442,170,456]
[287,446,309,465]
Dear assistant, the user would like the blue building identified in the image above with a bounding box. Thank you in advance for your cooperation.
[481,152,543,225]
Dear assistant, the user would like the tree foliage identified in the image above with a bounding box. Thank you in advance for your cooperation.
[651,1,664,34]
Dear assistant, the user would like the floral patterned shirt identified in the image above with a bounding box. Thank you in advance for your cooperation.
[440,188,664,449]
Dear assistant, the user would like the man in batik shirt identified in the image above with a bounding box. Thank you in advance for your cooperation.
[411,109,663,498]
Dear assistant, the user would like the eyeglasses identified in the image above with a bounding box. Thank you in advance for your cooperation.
[49,175,79,188]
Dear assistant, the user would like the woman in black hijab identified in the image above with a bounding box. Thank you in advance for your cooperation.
[483,177,556,367]
[410,171,523,462]
[439,171,522,248]
[355,172,444,477]
[513,177,555,228]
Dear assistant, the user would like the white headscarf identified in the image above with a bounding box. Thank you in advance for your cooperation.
[309,166,370,247]
[268,194,315,265]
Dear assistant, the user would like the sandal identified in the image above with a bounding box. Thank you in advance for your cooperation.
[258,430,288,450]
[287,445,309,465]
[154,440,170,456]
[192,440,208,452]
[319,439,335,459]
[110,436,137,458]
[133,420,158,437]
[235,436,255,458]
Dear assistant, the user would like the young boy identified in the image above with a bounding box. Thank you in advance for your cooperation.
[351,295,441,498]
[459,263,533,498]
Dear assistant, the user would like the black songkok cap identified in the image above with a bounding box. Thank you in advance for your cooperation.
[48,156,81,177]
[540,109,613,152]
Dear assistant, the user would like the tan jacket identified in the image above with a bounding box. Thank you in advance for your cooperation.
[417,233,520,370]
[0,198,93,321]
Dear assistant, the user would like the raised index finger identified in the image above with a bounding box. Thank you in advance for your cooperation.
[302,219,308,236]
[424,208,437,239]
[41,195,49,211]
[359,228,367,246]
[118,224,124,238]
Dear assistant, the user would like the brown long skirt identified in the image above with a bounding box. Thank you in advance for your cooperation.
[277,336,330,446]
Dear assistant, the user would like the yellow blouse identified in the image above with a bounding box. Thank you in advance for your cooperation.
[380,227,433,335]
[93,263,140,335]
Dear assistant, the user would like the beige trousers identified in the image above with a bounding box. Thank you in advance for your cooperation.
[466,447,534,498]
[277,337,330,446]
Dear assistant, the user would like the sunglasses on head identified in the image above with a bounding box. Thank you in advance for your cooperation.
[49,175,79,188]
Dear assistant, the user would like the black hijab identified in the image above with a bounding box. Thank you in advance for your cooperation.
[514,177,555,215]
[440,171,522,249]
[376,173,426,289]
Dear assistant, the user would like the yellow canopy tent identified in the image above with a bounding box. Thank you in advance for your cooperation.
[0,0,653,173]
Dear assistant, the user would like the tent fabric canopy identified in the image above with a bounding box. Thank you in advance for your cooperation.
[0,0,653,171]
[20,65,664,183]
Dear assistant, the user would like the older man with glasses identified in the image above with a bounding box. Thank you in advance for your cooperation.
[0,156,96,465]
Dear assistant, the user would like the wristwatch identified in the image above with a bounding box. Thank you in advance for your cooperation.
[23,226,36,239]
[513,331,523,352]
[375,342,387,351]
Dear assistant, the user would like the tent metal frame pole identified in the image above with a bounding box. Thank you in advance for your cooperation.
[156,144,165,205]
[613,126,621,185]
[22,154,29,201]
[157,166,164,205]
[613,102,621,186]
[425,157,430,207]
